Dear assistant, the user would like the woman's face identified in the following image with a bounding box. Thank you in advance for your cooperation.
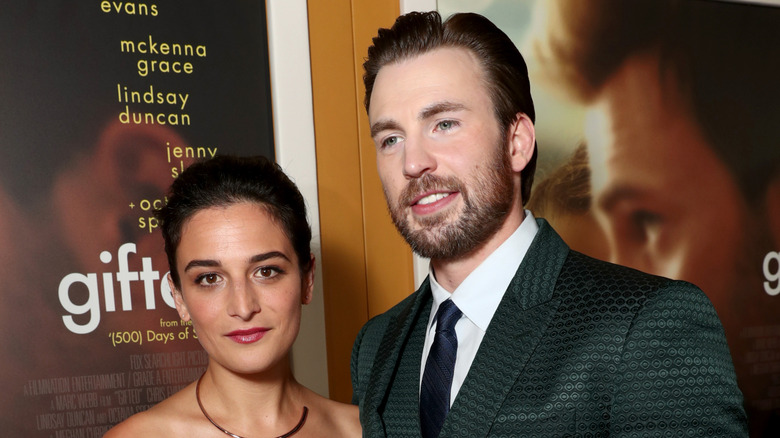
[170,202,313,374]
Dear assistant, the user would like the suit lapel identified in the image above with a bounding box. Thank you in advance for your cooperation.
[442,219,570,437]
[363,280,433,437]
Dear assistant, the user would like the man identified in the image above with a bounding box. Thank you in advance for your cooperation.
[535,1,780,433]
[351,11,747,437]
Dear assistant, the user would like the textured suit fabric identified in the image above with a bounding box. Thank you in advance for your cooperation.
[351,219,747,437]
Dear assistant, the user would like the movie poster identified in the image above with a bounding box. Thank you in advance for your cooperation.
[0,1,274,435]
[438,0,780,435]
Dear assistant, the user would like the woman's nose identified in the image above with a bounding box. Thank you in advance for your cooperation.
[227,280,261,320]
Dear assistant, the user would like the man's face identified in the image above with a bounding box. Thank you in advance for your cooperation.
[585,52,750,312]
[368,47,517,260]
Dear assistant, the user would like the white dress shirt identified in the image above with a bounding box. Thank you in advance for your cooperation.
[419,210,539,406]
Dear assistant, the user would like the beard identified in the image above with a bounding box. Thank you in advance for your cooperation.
[385,141,515,260]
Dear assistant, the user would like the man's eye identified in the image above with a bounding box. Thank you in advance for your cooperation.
[436,120,458,131]
[383,136,399,147]
[628,210,663,243]
[633,210,661,230]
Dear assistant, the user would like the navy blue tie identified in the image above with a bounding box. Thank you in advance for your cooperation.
[420,299,462,438]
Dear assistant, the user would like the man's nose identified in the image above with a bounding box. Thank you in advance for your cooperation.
[403,135,436,179]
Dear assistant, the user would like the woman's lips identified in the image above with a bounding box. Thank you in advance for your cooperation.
[226,328,269,344]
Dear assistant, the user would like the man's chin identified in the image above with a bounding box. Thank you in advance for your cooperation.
[402,225,467,260]
[408,207,459,227]
[399,219,448,240]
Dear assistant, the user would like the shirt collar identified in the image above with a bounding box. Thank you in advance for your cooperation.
[428,210,539,331]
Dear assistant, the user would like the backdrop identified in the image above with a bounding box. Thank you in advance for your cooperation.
[0,1,274,435]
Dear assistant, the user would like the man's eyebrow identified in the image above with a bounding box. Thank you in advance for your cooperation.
[370,102,468,138]
[418,101,467,121]
[597,184,643,212]
[370,119,402,138]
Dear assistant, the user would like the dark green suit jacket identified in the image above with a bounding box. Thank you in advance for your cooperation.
[351,219,747,437]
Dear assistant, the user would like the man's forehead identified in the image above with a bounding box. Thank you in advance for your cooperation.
[368,47,487,121]
[374,46,483,84]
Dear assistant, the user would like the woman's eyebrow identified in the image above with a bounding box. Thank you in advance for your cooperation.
[184,259,220,272]
[249,251,290,264]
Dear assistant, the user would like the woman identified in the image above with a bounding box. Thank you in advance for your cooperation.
[106,155,360,437]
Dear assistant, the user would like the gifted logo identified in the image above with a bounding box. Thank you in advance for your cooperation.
[58,242,175,334]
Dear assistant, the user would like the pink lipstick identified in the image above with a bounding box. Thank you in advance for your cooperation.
[226,328,269,344]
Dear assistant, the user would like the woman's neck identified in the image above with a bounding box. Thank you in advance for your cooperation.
[197,362,307,436]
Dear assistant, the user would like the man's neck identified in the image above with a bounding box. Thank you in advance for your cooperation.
[431,209,526,292]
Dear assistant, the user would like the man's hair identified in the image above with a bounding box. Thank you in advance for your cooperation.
[363,11,538,204]
[157,155,312,288]
[539,0,780,204]
[527,143,592,220]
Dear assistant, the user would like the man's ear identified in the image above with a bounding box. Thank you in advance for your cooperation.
[507,113,536,173]
[52,121,192,272]
[302,254,315,305]
[168,273,191,321]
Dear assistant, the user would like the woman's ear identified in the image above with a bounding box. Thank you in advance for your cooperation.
[169,273,190,321]
[507,113,536,173]
[302,254,315,305]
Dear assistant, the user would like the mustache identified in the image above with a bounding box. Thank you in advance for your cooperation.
[399,174,465,206]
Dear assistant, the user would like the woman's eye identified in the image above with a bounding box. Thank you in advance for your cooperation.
[256,267,280,279]
[196,273,221,286]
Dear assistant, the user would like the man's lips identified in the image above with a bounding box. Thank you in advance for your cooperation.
[226,328,269,344]
[410,191,458,215]
[414,192,451,205]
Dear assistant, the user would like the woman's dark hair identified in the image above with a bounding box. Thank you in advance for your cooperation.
[156,155,312,288]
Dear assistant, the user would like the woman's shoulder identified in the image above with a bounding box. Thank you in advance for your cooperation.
[302,388,361,437]
[103,408,163,437]
[104,382,200,437]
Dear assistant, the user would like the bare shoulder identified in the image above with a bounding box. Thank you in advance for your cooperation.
[105,382,201,437]
[104,408,163,437]
[302,389,361,437]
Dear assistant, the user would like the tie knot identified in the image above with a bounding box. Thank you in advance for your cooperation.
[435,299,462,334]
